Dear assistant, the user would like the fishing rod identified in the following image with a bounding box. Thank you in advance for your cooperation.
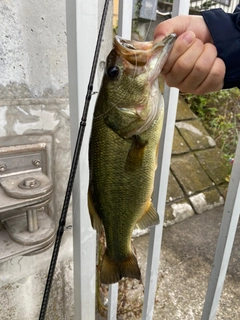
[38,0,111,318]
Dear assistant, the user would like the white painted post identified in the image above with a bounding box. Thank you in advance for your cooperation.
[141,1,190,319]
[107,284,119,320]
[118,0,133,39]
[141,87,179,320]
[107,1,133,318]
[66,1,99,319]
[201,136,240,320]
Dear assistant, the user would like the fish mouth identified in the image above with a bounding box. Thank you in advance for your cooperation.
[114,34,176,73]
[111,34,176,137]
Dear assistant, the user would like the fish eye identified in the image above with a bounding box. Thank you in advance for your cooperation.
[106,66,120,79]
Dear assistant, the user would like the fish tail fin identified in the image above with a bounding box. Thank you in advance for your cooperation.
[100,251,141,284]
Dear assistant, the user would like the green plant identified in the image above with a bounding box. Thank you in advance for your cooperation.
[184,87,240,159]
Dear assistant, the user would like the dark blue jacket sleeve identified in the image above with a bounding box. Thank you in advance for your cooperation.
[201,5,240,89]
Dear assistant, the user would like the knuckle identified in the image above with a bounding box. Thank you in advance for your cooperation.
[194,58,211,76]
[194,61,207,75]
[175,56,190,73]
[205,42,217,55]
[211,58,226,79]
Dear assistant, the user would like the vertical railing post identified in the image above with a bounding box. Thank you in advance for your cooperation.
[141,1,190,319]
[118,0,133,39]
[107,1,133,318]
[66,1,99,318]
[201,136,240,320]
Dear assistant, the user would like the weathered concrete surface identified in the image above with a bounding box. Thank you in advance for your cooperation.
[133,206,240,320]
[0,0,113,319]
[171,153,214,194]
[195,148,230,184]
[176,119,216,150]
[97,207,240,319]
[166,94,230,226]
[172,127,190,155]
[0,234,74,320]
[0,1,68,99]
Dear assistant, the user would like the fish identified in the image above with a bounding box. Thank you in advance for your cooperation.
[88,34,176,284]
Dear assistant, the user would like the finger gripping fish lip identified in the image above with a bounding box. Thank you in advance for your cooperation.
[114,33,176,69]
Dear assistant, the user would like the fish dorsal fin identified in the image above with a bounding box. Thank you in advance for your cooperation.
[136,201,159,229]
[125,135,148,171]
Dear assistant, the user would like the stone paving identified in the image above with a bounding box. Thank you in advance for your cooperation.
[133,205,240,320]
[165,95,230,226]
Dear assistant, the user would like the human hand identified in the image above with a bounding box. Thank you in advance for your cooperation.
[154,15,226,94]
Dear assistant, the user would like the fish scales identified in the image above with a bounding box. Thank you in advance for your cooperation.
[90,108,163,255]
[88,34,176,284]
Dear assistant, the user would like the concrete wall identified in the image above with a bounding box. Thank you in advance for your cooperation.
[0,0,112,319]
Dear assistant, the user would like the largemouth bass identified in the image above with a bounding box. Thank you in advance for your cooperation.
[88,34,176,284]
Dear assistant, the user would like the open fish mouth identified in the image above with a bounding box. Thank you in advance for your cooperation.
[114,33,177,77]
[110,33,177,136]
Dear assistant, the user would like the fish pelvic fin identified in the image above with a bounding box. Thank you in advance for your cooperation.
[125,135,148,171]
[100,251,141,284]
[88,186,102,233]
[136,201,159,229]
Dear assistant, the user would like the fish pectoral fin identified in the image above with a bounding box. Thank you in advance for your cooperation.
[125,135,148,171]
[88,187,102,233]
[100,251,141,284]
[136,202,159,229]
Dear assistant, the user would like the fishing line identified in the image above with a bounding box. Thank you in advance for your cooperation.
[132,50,138,79]
[143,1,158,41]
[93,105,115,119]
[131,2,157,78]
[144,21,153,41]
[38,0,111,319]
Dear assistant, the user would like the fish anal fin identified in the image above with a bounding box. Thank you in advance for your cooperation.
[88,187,102,233]
[125,135,148,171]
[136,201,159,229]
[100,251,141,284]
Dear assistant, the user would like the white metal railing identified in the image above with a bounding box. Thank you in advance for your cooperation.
[189,0,238,13]
[201,140,240,320]
[66,1,98,318]
[66,0,240,319]
[162,0,239,13]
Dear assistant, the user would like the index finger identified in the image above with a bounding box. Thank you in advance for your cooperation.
[154,15,212,44]
[161,31,196,74]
